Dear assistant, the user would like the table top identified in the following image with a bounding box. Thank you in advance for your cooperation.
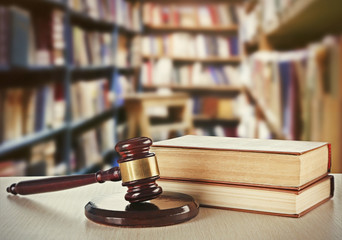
[1,175,341,240]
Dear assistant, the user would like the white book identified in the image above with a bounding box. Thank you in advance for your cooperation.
[191,62,202,86]
[152,5,162,25]
[217,36,230,58]
[197,6,212,26]
[195,34,206,58]
[154,58,173,85]
[141,62,149,85]
[217,4,233,26]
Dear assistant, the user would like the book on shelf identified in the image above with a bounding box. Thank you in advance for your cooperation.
[152,135,331,188]
[68,0,141,32]
[192,97,238,120]
[71,119,115,171]
[71,26,112,67]
[29,140,56,176]
[141,33,239,59]
[114,73,135,106]
[141,60,241,87]
[116,34,141,68]
[6,6,30,67]
[0,83,65,145]
[116,34,128,68]
[0,140,63,176]
[0,160,27,176]
[0,6,65,67]
[73,129,101,171]
[143,3,239,28]
[70,78,111,121]
[159,175,334,218]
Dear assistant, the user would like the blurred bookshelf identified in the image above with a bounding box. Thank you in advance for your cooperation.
[0,0,141,176]
[239,0,342,173]
[140,0,243,137]
[3,0,341,176]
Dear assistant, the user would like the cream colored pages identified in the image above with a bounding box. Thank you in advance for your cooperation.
[153,135,328,154]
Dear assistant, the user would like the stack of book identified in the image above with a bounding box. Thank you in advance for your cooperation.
[152,135,334,217]
[0,6,65,67]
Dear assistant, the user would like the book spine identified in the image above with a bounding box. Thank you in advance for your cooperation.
[328,143,331,172]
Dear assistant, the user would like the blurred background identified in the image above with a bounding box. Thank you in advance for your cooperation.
[0,0,341,176]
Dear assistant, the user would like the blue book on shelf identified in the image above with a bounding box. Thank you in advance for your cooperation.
[113,71,124,107]
[34,86,48,132]
[278,61,291,137]
[217,67,230,85]
[208,67,220,85]
[9,7,30,67]
[229,36,239,56]
[192,97,201,115]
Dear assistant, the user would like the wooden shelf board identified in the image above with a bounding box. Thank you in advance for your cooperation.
[0,66,66,73]
[142,55,241,64]
[265,0,342,50]
[69,10,116,31]
[129,0,243,4]
[193,115,240,123]
[118,25,141,35]
[143,84,243,93]
[149,122,189,133]
[144,25,238,33]
[117,66,139,74]
[0,125,67,159]
[1,0,66,10]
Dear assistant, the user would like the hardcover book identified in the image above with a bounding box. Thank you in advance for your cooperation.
[159,175,334,218]
[9,7,30,67]
[152,135,331,188]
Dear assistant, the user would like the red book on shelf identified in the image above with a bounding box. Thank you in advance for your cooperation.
[208,5,219,26]
[172,7,180,27]
[161,6,170,25]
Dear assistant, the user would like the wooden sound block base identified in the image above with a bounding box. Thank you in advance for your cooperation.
[85,191,199,227]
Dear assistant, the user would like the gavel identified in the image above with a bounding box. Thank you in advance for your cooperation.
[6,137,163,203]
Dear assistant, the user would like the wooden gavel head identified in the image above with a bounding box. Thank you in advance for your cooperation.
[115,137,163,203]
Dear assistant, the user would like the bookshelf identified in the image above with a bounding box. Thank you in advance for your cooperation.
[139,0,243,137]
[239,0,342,172]
[265,0,342,50]
[0,0,140,175]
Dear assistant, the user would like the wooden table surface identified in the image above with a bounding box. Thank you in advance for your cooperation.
[1,175,341,240]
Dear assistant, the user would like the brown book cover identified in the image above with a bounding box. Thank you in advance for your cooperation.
[159,175,334,218]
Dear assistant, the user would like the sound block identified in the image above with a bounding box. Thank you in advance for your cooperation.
[85,191,199,227]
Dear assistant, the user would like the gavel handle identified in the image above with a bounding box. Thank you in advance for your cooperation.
[6,167,121,195]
